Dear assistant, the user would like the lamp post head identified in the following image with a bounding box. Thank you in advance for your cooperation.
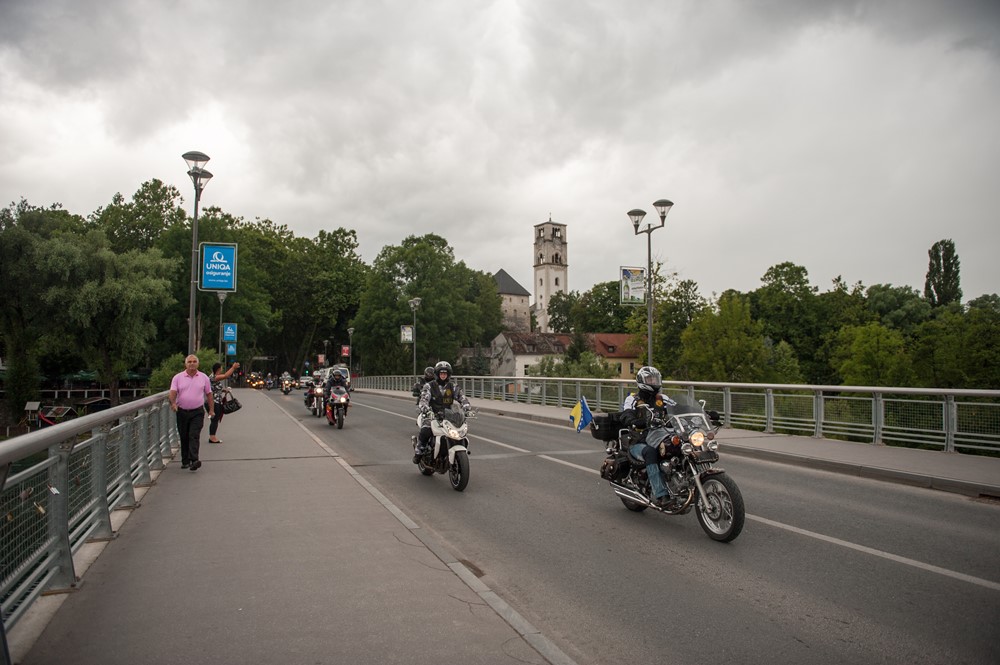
[217,292,227,303]
[182,151,210,171]
[652,199,674,224]
[409,297,422,310]
[628,209,647,234]
[188,167,213,193]
[347,327,354,336]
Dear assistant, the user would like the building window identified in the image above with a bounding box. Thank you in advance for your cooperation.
[616,363,622,375]
[538,228,544,237]
[555,277,559,286]
[607,345,615,353]
[553,228,561,238]
[539,278,543,286]
[629,362,636,375]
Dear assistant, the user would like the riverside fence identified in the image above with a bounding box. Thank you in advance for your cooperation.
[354,376,1000,455]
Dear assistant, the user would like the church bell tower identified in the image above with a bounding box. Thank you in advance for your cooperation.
[532,216,568,333]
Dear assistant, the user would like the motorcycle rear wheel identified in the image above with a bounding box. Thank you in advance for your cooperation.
[449,450,470,491]
[695,473,745,542]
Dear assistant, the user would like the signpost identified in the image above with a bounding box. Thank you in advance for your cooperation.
[199,243,238,291]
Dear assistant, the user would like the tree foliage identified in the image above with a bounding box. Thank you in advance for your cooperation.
[924,239,962,308]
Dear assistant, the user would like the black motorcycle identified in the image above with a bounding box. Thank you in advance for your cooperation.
[593,399,745,542]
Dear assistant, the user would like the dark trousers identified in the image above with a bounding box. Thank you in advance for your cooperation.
[206,403,223,436]
[176,408,205,464]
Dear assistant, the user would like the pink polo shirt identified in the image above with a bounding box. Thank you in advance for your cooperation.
[170,371,213,409]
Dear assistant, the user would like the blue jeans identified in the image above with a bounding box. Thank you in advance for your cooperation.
[630,443,668,499]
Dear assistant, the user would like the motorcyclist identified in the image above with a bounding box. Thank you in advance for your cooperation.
[413,361,471,463]
[619,366,678,509]
[411,366,435,401]
[325,368,350,401]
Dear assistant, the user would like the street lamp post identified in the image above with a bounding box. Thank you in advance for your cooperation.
[323,339,329,367]
[628,199,674,366]
[183,151,214,355]
[408,297,422,378]
[216,292,227,366]
[347,327,354,376]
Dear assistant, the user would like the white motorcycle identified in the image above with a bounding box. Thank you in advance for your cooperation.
[306,383,325,417]
[411,406,477,491]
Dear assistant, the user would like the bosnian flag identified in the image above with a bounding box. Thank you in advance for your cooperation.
[569,396,594,433]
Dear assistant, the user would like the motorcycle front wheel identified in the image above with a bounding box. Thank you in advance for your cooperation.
[449,450,470,491]
[336,407,345,429]
[695,473,745,542]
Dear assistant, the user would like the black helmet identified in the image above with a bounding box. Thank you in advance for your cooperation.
[434,361,452,384]
[423,366,435,381]
[636,366,662,393]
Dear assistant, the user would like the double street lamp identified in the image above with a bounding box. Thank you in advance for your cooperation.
[628,199,674,366]
[408,298,422,378]
[183,151,214,355]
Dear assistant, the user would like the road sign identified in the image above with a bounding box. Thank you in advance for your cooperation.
[223,323,237,342]
[199,243,238,291]
[226,343,237,356]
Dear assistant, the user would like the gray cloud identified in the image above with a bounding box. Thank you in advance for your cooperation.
[2,0,998,303]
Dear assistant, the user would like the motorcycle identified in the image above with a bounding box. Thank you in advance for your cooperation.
[594,399,746,542]
[281,378,292,395]
[411,407,476,491]
[265,378,273,390]
[305,383,324,417]
[325,385,350,428]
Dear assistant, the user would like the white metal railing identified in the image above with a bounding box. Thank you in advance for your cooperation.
[354,375,1000,454]
[0,392,177,643]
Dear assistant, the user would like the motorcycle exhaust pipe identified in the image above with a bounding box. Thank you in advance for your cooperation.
[610,483,652,506]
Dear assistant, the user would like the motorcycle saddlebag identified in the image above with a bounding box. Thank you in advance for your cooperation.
[590,412,623,441]
[600,452,631,481]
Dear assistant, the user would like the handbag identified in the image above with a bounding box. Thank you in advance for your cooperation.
[220,390,242,414]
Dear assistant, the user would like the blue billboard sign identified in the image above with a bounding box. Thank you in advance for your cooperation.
[223,323,238,342]
[226,343,237,356]
[199,243,238,291]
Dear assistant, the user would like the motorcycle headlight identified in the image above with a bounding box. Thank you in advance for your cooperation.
[681,442,694,454]
[690,431,706,447]
[707,440,719,451]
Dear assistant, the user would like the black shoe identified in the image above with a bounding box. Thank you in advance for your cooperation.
[190,460,202,471]
[412,453,422,464]
[181,462,190,469]
[653,494,676,509]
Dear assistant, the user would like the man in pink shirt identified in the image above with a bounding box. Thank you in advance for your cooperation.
[169,355,214,471]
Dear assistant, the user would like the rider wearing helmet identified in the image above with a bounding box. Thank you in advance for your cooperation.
[411,366,436,399]
[413,361,471,463]
[620,366,678,509]
[325,368,350,404]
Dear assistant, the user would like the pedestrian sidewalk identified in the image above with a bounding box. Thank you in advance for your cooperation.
[11,389,572,665]
[367,389,1000,499]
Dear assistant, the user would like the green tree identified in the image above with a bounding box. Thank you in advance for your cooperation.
[680,293,768,382]
[573,281,634,334]
[654,278,708,379]
[526,351,615,379]
[89,179,186,252]
[865,284,932,334]
[43,230,175,404]
[750,262,822,381]
[546,290,578,333]
[0,201,86,417]
[831,323,915,387]
[924,239,962,308]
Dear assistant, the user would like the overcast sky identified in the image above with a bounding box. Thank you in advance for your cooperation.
[2,0,998,303]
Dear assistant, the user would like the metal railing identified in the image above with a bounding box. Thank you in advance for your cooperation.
[355,376,1000,454]
[0,392,176,640]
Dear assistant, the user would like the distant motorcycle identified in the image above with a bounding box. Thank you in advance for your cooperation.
[325,385,350,429]
[305,383,324,417]
[594,399,745,542]
[411,407,476,491]
[280,378,292,395]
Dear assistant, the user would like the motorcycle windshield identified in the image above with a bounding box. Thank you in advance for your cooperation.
[441,407,466,428]
[331,386,348,397]
[665,401,709,430]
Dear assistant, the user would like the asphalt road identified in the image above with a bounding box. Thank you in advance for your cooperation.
[270,390,1000,665]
